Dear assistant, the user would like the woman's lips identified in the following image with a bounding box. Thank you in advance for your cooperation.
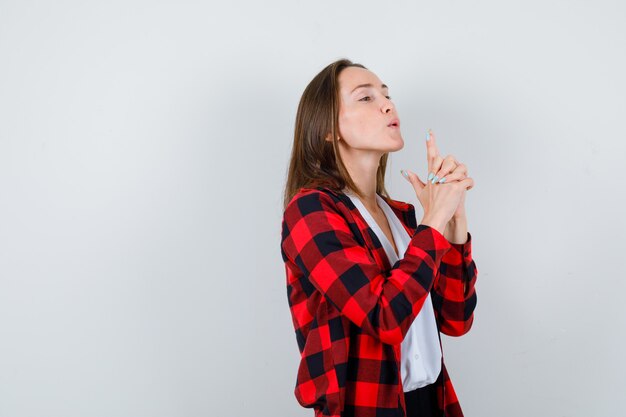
[387,118,400,128]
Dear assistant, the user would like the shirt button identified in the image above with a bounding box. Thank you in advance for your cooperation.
[414,354,420,360]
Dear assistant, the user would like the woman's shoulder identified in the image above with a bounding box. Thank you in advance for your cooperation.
[287,186,414,213]
[281,187,356,242]
[285,186,346,214]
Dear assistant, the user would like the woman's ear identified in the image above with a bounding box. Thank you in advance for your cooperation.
[325,133,341,142]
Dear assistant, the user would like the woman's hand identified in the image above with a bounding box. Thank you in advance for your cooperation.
[428,137,470,220]
[401,129,474,235]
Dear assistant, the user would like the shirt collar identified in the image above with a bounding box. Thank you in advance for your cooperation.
[314,186,418,231]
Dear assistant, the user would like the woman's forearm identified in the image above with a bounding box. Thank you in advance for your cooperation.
[444,215,469,244]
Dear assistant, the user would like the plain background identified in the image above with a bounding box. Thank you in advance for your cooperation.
[1,0,625,416]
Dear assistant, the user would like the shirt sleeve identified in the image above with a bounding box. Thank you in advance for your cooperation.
[281,189,453,345]
[430,232,478,336]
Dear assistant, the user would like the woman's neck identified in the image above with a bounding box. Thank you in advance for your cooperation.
[338,144,383,209]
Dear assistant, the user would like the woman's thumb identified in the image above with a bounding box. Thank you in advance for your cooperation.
[401,169,425,191]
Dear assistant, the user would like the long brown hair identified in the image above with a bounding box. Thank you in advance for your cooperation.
[282,58,391,210]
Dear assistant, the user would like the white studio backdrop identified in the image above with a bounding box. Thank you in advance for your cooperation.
[1,1,624,416]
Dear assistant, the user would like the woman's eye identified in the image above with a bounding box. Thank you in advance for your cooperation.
[359,95,391,102]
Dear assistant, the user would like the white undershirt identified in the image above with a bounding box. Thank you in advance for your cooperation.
[344,191,442,391]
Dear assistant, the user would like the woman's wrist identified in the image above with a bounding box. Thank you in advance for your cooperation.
[420,215,447,236]
[445,216,469,244]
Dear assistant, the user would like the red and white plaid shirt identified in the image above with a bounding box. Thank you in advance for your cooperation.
[280,186,478,417]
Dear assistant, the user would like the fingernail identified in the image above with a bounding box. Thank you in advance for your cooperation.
[427,172,434,181]
[431,175,439,184]
[401,169,409,179]
[426,129,431,141]
[438,177,446,183]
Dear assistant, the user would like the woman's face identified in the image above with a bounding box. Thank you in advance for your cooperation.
[335,66,404,153]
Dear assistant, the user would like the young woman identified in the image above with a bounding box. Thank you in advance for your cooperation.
[280,59,478,417]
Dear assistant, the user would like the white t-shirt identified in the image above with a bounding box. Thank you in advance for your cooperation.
[343,190,442,391]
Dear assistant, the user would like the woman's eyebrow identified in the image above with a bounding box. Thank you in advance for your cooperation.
[351,83,389,93]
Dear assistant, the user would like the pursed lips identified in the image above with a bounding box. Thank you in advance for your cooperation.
[387,118,400,128]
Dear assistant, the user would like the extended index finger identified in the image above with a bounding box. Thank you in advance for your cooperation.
[426,128,440,169]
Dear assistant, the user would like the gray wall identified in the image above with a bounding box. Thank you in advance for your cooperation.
[1,0,624,416]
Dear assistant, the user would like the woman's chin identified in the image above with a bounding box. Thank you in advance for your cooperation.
[388,135,404,151]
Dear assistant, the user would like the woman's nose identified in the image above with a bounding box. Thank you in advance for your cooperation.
[381,97,394,113]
